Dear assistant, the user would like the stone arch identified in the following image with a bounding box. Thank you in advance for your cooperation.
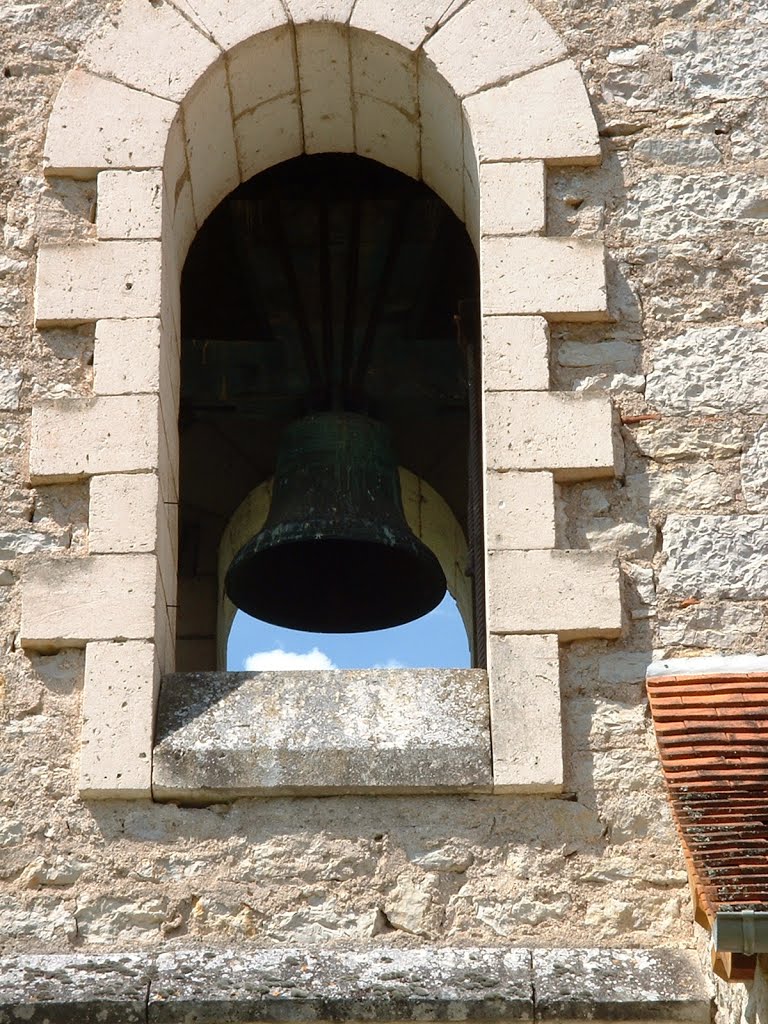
[22,0,621,799]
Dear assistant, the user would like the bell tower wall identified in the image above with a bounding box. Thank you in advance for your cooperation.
[4,1,768,1016]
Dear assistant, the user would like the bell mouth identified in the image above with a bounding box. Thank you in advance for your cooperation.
[225,530,447,633]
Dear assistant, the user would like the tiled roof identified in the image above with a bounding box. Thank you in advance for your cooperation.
[646,666,768,981]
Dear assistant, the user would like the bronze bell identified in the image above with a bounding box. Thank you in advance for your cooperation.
[225,412,447,632]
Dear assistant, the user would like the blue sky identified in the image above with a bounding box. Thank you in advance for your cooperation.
[227,592,471,670]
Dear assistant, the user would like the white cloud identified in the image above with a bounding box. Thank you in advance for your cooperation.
[371,658,406,669]
[243,647,337,671]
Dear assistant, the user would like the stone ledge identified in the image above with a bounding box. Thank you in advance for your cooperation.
[0,948,709,1023]
[532,949,711,1022]
[152,670,492,801]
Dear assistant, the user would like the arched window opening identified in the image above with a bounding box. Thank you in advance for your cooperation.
[176,154,481,670]
[227,594,471,673]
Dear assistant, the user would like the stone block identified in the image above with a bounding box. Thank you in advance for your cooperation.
[464,107,481,247]
[35,241,163,324]
[423,0,565,98]
[742,423,768,511]
[227,27,297,118]
[481,237,608,320]
[80,641,159,798]
[646,326,768,415]
[29,395,161,483]
[485,392,617,480]
[634,135,721,167]
[156,601,178,677]
[93,318,164,396]
[486,471,555,550]
[0,954,150,1024]
[183,62,240,226]
[354,97,419,179]
[89,474,176,598]
[173,0,287,51]
[20,554,160,649]
[297,23,354,154]
[487,550,622,639]
[153,669,492,800]
[532,948,710,1022]
[235,95,304,181]
[419,58,464,220]
[464,61,600,164]
[660,514,768,601]
[0,948,707,1021]
[0,367,22,411]
[89,473,161,555]
[96,170,163,240]
[165,177,198,274]
[351,0,458,51]
[43,70,177,178]
[634,419,743,463]
[664,28,768,101]
[163,115,198,269]
[483,315,550,390]
[150,948,533,1020]
[489,633,562,792]
[80,0,219,103]
[159,386,180,505]
[621,172,767,241]
[480,161,546,236]
[557,340,637,370]
[350,31,417,114]
[284,0,356,23]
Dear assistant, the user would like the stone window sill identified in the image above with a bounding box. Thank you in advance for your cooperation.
[152,668,491,803]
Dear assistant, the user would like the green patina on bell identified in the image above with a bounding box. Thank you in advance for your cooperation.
[225,412,447,633]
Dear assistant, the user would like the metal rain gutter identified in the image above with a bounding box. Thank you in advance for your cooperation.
[714,911,768,954]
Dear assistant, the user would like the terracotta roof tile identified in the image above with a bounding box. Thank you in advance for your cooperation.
[647,667,768,981]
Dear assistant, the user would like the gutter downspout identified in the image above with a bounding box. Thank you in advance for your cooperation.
[714,911,768,954]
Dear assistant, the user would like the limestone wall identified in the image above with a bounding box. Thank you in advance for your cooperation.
[0,3,765,1009]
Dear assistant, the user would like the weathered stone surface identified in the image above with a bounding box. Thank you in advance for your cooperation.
[20,554,159,648]
[0,954,149,1023]
[0,367,22,410]
[557,340,637,370]
[633,135,721,167]
[741,423,768,512]
[633,420,743,462]
[664,28,768,100]
[464,60,600,164]
[646,327,768,415]
[533,948,709,1021]
[489,634,562,793]
[0,948,710,1022]
[485,392,617,479]
[487,550,621,639]
[483,315,550,391]
[622,174,768,240]
[485,470,555,549]
[153,670,492,800]
[150,947,533,1021]
[3,0,765,992]
[647,464,729,511]
[660,515,768,600]
[658,602,764,649]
